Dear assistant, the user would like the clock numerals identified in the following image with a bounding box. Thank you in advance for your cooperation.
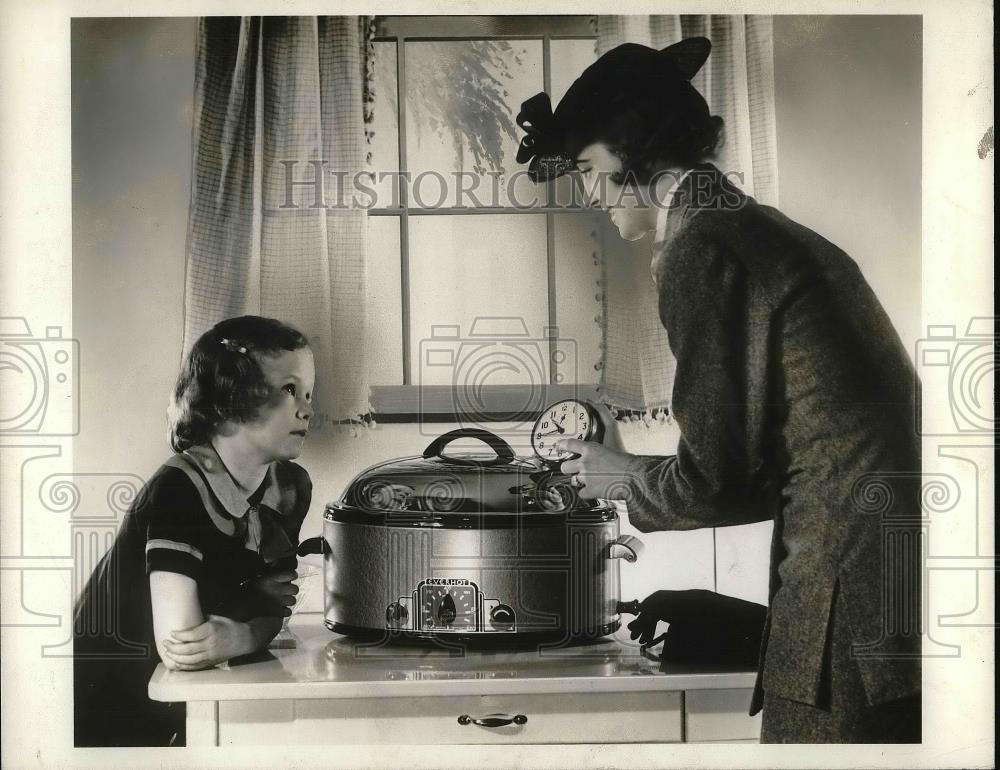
[532,399,598,462]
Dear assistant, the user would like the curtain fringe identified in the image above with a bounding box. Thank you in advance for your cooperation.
[601,404,673,428]
[362,15,376,165]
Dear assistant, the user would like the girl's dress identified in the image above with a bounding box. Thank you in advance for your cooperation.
[73,444,312,746]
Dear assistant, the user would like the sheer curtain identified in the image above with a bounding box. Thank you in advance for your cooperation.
[596,15,778,415]
[182,16,372,423]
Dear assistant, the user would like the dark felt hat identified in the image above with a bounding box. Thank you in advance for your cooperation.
[516,37,713,182]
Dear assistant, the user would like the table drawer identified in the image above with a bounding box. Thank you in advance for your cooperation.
[219,691,682,745]
[684,688,761,742]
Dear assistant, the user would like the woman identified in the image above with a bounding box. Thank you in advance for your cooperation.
[517,38,921,743]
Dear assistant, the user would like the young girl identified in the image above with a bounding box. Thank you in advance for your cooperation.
[519,39,921,742]
[73,315,315,747]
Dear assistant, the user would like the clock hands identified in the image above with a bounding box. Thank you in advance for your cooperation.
[532,401,597,462]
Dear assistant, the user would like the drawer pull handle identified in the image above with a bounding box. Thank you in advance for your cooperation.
[457,713,527,728]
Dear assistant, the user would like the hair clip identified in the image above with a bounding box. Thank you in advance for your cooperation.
[220,338,248,355]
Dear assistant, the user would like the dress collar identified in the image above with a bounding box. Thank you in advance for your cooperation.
[653,168,694,245]
[650,164,745,283]
[166,444,296,562]
[182,443,284,520]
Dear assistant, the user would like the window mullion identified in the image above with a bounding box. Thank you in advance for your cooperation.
[396,37,411,385]
[543,35,558,386]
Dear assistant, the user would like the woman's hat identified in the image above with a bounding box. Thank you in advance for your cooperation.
[516,37,713,182]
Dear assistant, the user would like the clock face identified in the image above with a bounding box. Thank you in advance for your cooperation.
[531,399,596,462]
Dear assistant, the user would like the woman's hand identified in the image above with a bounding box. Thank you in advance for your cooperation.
[161,615,254,671]
[588,401,626,451]
[624,590,767,665]
[557,438,641,501]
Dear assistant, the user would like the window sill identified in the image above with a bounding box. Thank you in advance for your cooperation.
[369,383,600,423]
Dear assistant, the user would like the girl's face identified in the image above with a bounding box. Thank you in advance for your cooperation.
[576,142,658,242]
[237,347,316,463]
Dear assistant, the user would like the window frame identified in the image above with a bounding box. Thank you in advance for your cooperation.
[369,16,601,421]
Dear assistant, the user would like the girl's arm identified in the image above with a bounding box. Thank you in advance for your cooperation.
[146,468,296,670]
[151,570,284,670]
[160,614,281,671]
[149,570,205,668]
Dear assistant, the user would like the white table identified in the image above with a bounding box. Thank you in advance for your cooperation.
[149,613,761,745]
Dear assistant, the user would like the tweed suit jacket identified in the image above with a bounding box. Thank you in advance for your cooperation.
[627,165,922,714]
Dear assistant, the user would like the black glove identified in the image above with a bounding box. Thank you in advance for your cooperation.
[624,589,767,665]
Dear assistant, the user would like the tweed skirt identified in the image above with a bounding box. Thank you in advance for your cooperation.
[760,584,921,743]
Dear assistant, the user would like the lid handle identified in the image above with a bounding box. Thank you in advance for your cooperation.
[422,428,517,467]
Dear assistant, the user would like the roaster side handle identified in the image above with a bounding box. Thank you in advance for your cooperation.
[606,534,644,562]
[296,536,325,557]
[423,428,517,466]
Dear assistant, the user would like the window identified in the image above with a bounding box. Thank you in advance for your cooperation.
[367,16,605,421]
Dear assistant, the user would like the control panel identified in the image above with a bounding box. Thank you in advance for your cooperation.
[385,578,516,633]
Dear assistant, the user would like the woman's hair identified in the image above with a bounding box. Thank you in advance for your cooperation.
[168,316,310,452]
[564,84,725,186]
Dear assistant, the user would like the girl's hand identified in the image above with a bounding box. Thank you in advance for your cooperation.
[251,570,298,617]
[557,439,641,501]
[161,615,253,671]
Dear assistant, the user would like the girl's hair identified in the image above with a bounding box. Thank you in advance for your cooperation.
[168,316,310,452]
[564,83,725,186]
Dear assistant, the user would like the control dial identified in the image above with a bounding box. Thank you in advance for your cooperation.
[385,601,409,628]
[419,584,477,630]
[489,603,516,630]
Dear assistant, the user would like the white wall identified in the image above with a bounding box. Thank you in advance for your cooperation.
[71,16,921,610]
[72,17,194,474]
[774,15,922,353]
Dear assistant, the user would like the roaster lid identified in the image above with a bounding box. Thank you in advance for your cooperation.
[328,428,617,527]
